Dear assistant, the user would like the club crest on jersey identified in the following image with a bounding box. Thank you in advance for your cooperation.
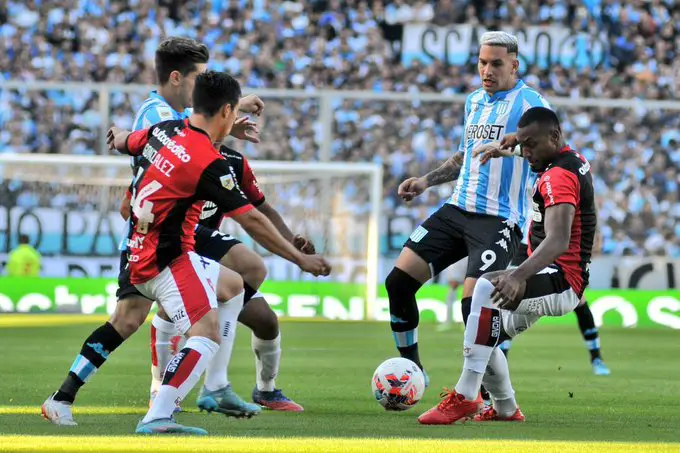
[495,100,510,116]
[220,174,235,190]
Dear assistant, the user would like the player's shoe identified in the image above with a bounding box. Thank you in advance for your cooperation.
[41,394,77,426]
[149,390,182,413]
[252,387,304,412]
[417,389,483,425]
[196,384,261,418]
[592,358,611,376]
[135,418,207,435]
[472,406,525,422]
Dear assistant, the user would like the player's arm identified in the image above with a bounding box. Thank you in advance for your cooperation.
[509,169,578,283]
[107,126,149,156]
[197,160,330,276]
[398,152,464,202]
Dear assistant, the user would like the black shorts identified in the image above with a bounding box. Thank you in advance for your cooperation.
[404,204,521,279]
[194,224,242,262]
[115,250,149,301]
[115,226,241,301]
[510,243,529,267]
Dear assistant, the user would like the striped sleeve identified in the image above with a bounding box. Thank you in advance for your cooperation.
[521,89,551,113]
[456,94,472,154]
[133,103,177,131]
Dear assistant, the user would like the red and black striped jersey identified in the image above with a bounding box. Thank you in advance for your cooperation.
[121,119,254,284]
[198,145,265,231]
[528,146,597,297]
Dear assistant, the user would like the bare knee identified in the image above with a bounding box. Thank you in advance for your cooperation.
[109,296,151,339]
[187,310,221,343]
[216,266,244,302]
[240,259,267,290]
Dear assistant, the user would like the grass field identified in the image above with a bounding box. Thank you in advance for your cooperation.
[0,315,678,452]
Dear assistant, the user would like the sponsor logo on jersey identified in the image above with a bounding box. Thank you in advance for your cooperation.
[467,124,505,141]
[151,127,190,163]
[220,174,235,190]
[579,160,591,175]
[543,177,555,205]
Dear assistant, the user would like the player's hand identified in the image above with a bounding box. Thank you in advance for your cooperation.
[398,177,427,202]
[500,133,518,150]
[472,141,514,165]
[106,126,131,153]
[297,254,331,277]
[491,271,524,310]
[239,94,265,116]
[293,235,316,255]
[230,116,260,143]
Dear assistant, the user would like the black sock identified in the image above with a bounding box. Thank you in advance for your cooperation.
[574,302,601,362]
[386,268,424,369]
[53,322,125,403]
[461,297,472,326]
[243,282,258,305]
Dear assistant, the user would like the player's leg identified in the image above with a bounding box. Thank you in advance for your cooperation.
[222,244,303,411]
[149,307,182,404]
[192,227,262,416]
[418,267,579,425]
[387,205,468,377]
[574,298,611,375]
[43,254,153,426]
[138,253,238,435]
[473,347,525,422]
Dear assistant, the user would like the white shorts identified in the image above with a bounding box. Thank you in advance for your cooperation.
[501,266,580,338]
[135,251,220,334]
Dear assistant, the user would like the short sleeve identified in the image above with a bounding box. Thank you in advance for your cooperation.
[196,159,254,217]
[538,167,580,208]
[124,129,150,156]
[240,156,266,206]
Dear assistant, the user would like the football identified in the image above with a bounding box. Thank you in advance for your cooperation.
[371,357,426,411]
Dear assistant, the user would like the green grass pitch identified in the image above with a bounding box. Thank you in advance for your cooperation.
[0,317,678,445]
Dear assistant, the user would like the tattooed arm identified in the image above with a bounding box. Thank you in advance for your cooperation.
[397,151,465,202]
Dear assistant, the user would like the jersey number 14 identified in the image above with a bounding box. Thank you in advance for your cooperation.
[131,168,163,234]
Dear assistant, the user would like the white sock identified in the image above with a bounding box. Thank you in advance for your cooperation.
[483,348,518,417]
[150,314,179,394]
[143,336,218,423]
[202,291,244,392]
[455,278,498,400]
[252,333,281,392]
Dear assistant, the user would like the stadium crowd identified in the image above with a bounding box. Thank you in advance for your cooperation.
[0,0,678,257]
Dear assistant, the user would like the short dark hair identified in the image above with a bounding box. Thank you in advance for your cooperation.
[18,234,29,244]
[155,37,209,85]
[518,107,561,131]
[192,71,242,117]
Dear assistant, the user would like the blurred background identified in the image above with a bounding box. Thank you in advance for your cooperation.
[0,0,677,323]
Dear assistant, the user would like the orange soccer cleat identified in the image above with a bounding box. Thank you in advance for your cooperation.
[417,389,483,425]
[472,405,525,422]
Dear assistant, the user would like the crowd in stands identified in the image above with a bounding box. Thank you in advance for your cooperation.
[0,0,678,257]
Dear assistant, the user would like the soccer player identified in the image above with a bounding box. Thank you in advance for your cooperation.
[418,106,596,424]
[41,38,282,425]
[108,71,330,434]
[473,147,611,377]
[144,143,311,413]
[388,31,550,382]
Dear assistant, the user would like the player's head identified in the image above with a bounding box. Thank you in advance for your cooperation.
[478,31,519,94]
[192,71,242,141]
[155,37,210,108]
[18,234,29,245]
[517,107,563,172]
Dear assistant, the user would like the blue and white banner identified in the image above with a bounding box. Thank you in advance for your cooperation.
[402,24,609,70]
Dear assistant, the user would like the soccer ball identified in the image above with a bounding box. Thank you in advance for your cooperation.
[371,357,426,411]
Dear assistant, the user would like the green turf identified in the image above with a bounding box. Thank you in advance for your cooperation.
[0,319,677,441]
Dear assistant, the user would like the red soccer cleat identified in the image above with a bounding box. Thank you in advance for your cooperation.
[472,406,525,422]
[417,389,483,425]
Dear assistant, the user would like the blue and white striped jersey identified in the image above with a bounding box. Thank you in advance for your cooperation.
[119,91,192,251]
[448,80,550,230]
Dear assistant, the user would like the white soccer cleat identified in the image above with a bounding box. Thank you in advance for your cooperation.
[41,394,77,426]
